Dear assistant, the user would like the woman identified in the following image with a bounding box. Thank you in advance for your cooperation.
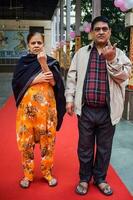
[12,32,66,188]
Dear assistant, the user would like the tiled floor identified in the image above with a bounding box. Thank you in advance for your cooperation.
[111,119,133,195]
[0,73,133,195]
[0,73,13,108]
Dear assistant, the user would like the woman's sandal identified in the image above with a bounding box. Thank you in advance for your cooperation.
[75,182,89,195]
[94,181,113,196]
[48,178,58,187]
[19,178,31,189]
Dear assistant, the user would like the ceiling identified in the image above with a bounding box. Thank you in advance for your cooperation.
[0,0,59,20]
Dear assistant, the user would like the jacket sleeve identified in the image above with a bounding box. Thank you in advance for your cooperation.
[107,48,132,85]
[65,52,78,103]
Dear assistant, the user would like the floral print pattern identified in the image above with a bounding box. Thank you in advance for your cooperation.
[16,83,57,181]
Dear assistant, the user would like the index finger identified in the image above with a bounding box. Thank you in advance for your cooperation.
[42,47,46,54]
[113,43,117,49]
[107,40,112,47]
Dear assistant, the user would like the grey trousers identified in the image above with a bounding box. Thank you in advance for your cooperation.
[78,104,115,184]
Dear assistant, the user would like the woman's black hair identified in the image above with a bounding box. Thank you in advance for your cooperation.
[27,32,44,43]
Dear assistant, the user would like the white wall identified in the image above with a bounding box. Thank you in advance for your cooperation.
[0,19,52,54]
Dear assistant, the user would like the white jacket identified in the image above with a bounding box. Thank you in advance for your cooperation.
[65,44,132,125]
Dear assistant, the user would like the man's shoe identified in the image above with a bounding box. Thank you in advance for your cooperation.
[94,181,113,196]
[75,181,89,195]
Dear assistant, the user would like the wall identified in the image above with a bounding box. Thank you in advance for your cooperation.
[0,19,52,53]
[0,19,52,71]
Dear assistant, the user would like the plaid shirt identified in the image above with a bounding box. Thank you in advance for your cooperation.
[84,46,107,107]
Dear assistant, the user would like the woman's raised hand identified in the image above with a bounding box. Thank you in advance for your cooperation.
[37,49,49,72]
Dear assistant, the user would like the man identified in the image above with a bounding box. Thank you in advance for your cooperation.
[65,16,132,196]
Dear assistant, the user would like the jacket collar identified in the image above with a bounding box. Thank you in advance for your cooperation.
[87,41,94,51]
[88,41,109,51]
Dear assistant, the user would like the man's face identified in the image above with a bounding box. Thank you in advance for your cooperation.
[92,21,111,46]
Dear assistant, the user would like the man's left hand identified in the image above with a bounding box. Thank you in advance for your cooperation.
[102,42,117,62]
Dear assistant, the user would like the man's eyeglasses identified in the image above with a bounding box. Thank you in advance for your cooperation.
[94,27,109,32]
[30,41,43,45]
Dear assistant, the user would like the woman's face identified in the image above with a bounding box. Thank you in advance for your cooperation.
[28,33,44,54]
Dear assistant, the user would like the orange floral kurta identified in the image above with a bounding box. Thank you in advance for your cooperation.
[16,83,57,182]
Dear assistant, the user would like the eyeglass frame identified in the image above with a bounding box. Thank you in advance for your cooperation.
[93,26,110,32]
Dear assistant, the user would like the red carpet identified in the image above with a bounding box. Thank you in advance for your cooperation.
[0,96,132,200]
